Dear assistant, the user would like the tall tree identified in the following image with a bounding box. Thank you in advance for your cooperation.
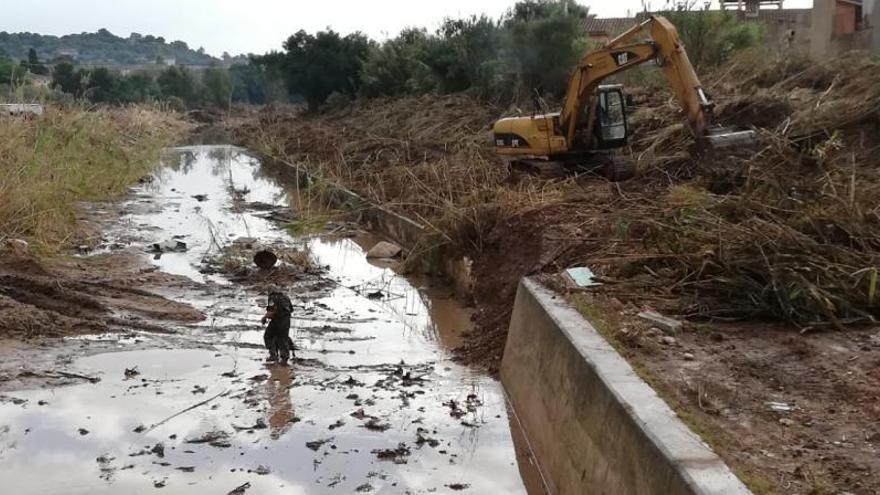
[51,62,82,97]
[503,0,590,98]
[82,67,117,102]
[202,66,232,108]
[279,29,371,111]
[157,66,199,107]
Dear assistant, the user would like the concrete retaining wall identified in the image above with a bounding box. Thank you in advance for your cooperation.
[501,278,752,495]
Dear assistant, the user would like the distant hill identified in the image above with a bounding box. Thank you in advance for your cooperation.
[0,29,224,66]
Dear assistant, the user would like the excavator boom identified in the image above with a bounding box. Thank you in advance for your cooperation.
[558,15,751,147]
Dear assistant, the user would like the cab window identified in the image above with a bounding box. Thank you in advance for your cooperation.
[597,90,626,142]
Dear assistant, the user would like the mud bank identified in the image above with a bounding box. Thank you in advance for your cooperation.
[0,146,532,494]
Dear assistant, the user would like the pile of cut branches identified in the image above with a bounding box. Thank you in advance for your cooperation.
[607,52,880,328]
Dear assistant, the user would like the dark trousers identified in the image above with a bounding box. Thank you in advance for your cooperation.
[263,316,292,361]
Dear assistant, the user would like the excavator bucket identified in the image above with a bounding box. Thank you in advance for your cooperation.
[702,127,758,150]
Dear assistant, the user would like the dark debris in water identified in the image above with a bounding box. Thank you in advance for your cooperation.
[446,483,471,490]
[227,482,251,495]
[305,437,333,451]
[372,443,411,464]
[184,430,231,447]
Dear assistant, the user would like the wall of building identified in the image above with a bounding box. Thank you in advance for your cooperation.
[812,0,880,57]
[835,1,859,33]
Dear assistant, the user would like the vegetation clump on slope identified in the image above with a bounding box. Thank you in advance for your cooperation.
[0,107,188,250]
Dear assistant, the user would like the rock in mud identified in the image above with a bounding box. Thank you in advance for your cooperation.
[638,310,682,334]
[365,241,402,259]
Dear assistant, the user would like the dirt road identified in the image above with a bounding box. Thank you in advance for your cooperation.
[0,146,532,494]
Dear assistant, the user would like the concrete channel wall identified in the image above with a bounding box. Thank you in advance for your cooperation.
[501,278,752,495]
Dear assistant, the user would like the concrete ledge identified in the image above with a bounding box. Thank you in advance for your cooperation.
[501,278,751,495]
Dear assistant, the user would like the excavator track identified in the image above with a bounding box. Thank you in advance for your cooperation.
[509,155,636,182]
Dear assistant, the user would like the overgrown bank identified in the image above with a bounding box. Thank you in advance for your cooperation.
[231,52,880,493]
[0,106,189,251]
[234,51,880,363]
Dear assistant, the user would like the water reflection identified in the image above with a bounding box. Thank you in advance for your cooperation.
[266,365,294,440]
[0,146,532,494]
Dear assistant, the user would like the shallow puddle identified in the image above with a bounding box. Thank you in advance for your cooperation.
[0,146,530,494]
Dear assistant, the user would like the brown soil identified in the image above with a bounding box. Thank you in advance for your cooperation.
[555,286,880,495]
[0,241,203,339]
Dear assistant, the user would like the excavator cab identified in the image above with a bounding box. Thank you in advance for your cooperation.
[593,85,628,150]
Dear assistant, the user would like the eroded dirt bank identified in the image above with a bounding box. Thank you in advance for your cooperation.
[0,146,532,494]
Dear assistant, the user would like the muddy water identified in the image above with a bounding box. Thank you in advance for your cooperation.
[0,146,531,494]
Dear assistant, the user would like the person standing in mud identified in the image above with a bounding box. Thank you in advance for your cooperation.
[261,289,294,364]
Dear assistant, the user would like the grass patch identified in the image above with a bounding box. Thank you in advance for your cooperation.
[0,106,187,251]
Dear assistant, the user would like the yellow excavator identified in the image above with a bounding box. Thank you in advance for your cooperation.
[492,15,755,180]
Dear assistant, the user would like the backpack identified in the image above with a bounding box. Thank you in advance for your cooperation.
[268,291,293,317]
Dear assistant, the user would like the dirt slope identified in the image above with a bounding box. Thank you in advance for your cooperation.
[0,241,203,339]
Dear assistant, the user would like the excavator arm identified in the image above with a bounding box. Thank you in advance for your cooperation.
[491,14,754,174]
[559,15,720,145]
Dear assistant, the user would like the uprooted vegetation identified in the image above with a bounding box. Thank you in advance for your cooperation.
[201,240,320,287]
[620,52,880,329]
[234,51,880,367]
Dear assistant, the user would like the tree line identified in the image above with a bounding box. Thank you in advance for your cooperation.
[0,29,221,66]
[2,0,761,111]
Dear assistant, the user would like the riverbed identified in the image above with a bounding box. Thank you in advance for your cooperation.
[0,145,532,494]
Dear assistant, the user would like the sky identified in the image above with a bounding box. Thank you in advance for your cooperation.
[4,0,813,57]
